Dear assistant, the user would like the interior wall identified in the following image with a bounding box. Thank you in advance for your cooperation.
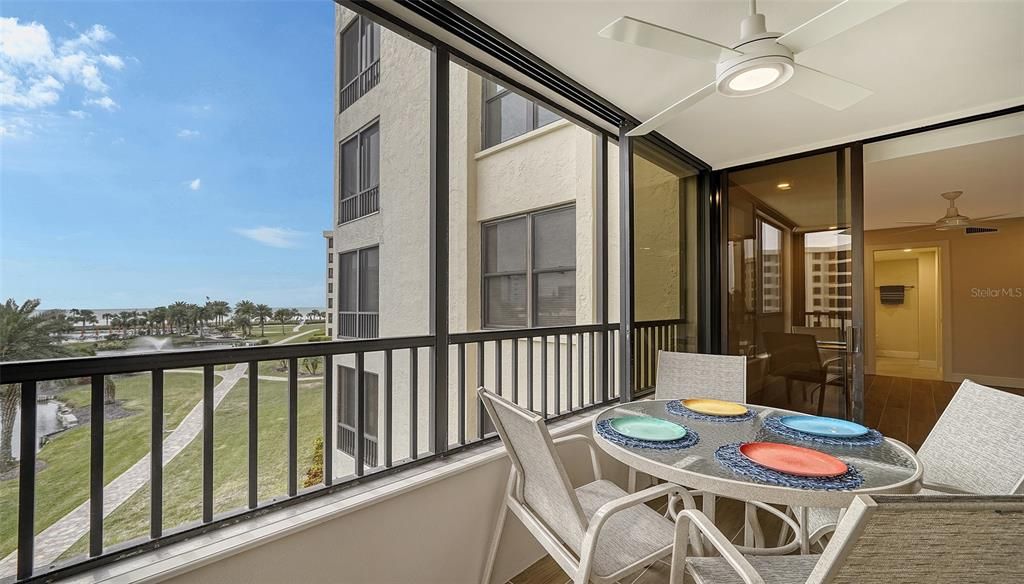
[873,258,920,358]
[864,218,1024,386]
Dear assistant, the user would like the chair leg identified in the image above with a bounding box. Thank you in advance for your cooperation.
[480,501,508,584]
[816,383,826,416]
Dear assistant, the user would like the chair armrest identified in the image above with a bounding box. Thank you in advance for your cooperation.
[821,356,844,368]
[676,509,765,584]
[921,481,975,495]
[552,434,603,481]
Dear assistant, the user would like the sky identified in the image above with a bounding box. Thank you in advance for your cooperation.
[0,1,335,309]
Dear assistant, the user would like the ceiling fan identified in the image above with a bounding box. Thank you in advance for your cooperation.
[898,191,1011,231]
[599,0,907,136]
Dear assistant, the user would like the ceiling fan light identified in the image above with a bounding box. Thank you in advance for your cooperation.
[716,57,794,97]
[728,66,780,91]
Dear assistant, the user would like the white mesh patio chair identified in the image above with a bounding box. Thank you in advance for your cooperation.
[478,387,692,584]
[672,494,1024,584]
[798,379,1024,547]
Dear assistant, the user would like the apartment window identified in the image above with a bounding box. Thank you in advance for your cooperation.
[327,236,334,249]
[328,252,334,264]
[482,80,560,149]
[327,327,333,337]
[339,16,380,112]
[337,365,379,467]
[328,267,334,279]
[759,219,782,314]
[339,246,380,338]
[339,121,381,224]
[483,206,575,328]
[328,282,333,293]
[327,298,333,309]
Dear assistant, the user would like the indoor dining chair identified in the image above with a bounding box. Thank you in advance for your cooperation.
[478,388,692,584]
[798,378,1024,547]
[673,494,1024,584]
[763,332,846,416]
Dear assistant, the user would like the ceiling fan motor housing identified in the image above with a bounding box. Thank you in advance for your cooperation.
[716,14,795,97]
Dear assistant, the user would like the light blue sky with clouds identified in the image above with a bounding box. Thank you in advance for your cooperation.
[1,1,334,309]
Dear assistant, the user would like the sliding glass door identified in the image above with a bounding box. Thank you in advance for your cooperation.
[723,149,864,420]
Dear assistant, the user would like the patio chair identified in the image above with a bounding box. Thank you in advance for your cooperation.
[799,379,1024,547]
[763,332,845,416]
[673,494,1024,584]
[478,387,691,584]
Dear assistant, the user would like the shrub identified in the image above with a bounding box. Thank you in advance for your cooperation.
[256,338,270,345]
[302,437,325,488]
[306,334,330,343]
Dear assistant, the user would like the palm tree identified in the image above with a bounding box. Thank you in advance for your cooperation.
[79,309,97,337]
[208,300,230,326]
[254,304,273,336]
[117,311,132,337]
[101,312,112,334]
[0,299,73,472]
[167,302,190,335]
[273,308,292,333]
[149,306,168,335]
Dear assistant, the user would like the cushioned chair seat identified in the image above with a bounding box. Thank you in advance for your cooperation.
[575,480,675,578]
[687,554,820,584]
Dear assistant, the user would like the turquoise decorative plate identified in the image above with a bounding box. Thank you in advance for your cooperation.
[609,416,687,442]
[779,415,869,438]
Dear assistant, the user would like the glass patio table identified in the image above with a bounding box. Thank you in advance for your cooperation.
[593,400,923,510]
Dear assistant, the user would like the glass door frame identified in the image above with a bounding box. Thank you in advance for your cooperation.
[714,143,867,422]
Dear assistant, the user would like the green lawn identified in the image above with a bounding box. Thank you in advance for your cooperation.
[0,371,215,558]
[59,377,324,558]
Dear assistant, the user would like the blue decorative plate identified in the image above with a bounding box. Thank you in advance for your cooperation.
[779,415,869,438]
[609,416,687,442]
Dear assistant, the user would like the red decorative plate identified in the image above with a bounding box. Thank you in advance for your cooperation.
[738,442,848,478]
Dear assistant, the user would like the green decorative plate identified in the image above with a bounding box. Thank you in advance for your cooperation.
[609,416,687,442]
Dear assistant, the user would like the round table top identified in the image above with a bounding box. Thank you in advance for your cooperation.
[593,400,922,508]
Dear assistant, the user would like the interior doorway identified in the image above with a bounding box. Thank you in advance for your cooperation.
[868,246,943,381]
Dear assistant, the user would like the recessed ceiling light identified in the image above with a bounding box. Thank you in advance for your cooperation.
[903,248,912,252]
[828,225,837,229]
[776,182,791,190]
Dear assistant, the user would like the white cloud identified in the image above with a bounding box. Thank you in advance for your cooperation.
[177,128,200,139]
[233,227,303,249]
[68,109,87,118]
[0,17,125,111]
[188,178,201,191]
[84,95,118,111]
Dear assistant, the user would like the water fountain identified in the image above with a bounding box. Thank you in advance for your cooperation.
[135,336,173,352]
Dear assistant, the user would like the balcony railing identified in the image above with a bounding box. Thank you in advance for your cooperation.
[338,311,379,338]
[338,425,378,468]
[339,60,381,113]
[0,321,624,582]
[633,319,689,393]
[338,185,380,225]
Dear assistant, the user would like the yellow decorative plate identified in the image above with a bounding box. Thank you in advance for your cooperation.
[681,398,748,417]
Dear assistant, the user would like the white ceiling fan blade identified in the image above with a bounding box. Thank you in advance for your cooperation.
[626,82,716,137]
[778,0,908,54]
[969,213,1013,222]
[895,221,936,225]
[784,64,872,110]
[599,16,741,63]
[899,225,942,234]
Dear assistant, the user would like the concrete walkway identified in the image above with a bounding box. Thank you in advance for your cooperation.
[0,325,321,571]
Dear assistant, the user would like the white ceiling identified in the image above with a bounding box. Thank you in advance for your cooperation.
[453,0,1024,168]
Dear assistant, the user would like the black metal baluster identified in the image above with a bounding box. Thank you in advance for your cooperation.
[526,336,534,411]
[151,369,164,537]
[589,332,596,405]
[384,349,393,468]
[458,343,466,445]
[553,335,561,415]
[17,381,36,581]
[89,375,104,557]
[203,365,214,522]
[540,335,548,418]
[511,339,519,404]
[410,349,418,460]
[287,358,298,496]
[323,354,333,485]
[495,339,502,398]
[567,334,574,411]
[576,332,584,406]
[476,341,484,439]
[355,352,365,477]
[247,361,258,509]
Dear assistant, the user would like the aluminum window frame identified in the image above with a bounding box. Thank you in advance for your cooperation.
[337,118,381,225]
[481,203,576,329]
[481,79,560,149]
[336,244,380,338]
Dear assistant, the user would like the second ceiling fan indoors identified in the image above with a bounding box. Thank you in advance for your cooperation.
[600,0,907,136]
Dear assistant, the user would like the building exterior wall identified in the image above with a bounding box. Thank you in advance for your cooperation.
[326,8,609,473]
